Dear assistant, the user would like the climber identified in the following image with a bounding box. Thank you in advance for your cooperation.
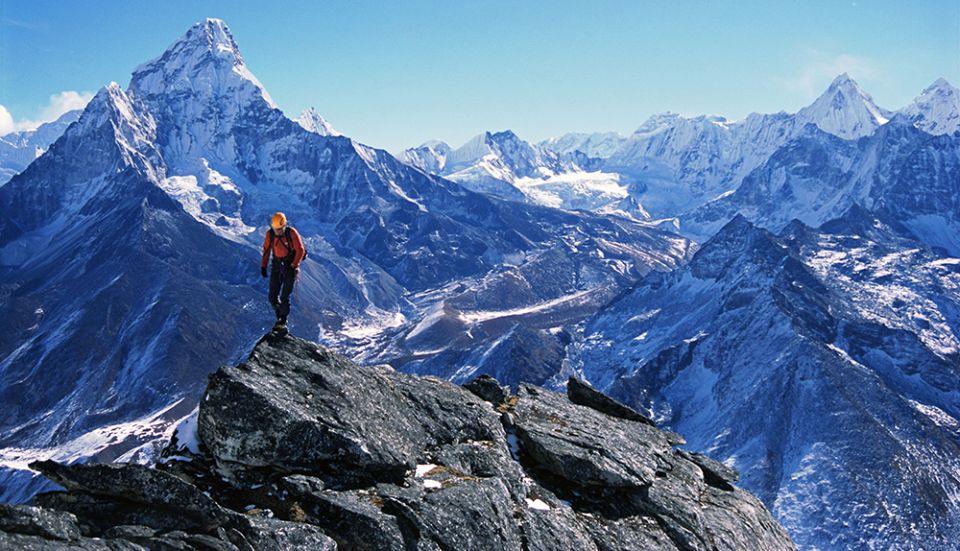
[260,212,306,334]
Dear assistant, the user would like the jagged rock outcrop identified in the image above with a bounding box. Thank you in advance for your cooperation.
[566,375,656,426]
[463,374,511,405]
[0,505,80,543]
[1,334,794,550]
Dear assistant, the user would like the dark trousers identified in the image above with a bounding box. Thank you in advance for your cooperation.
[268,260,296,323]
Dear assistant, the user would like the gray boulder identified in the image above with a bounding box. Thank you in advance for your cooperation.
[30,461,231,529]
[198,333,503,483]
[566,376,655,426]
[463,374,511,405]
[0,503,146,549]
[0,504,81,541]
[279,474,407,550]
[33,490,213,535]
[0,531,144,550]
[677,449,740,489]
[232,516,336,551]
[196,335,791,550]
[515,383,669,487]
[512,384,793,551]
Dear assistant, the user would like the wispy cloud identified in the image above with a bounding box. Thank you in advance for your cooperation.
[777,50,882,98]
[0,91,95,136]
[0,107,16,136]
[1,17,41,30]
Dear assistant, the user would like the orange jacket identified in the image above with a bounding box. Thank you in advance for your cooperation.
[261,227,306,269]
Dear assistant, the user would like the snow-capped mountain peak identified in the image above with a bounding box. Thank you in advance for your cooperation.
[444,131,495,168]
[631,112,684,136]
[443,128,569,182]
[77,83,159,168]
[796,73,890,139]
[900,77,960,135]
[396,140,451,173]
[924,77,954,93]
[125,19,284,171]
[399,129,621,207]
[129,18,275,108]
[827,71,858,90]
[82,83,137,126]
[420,139,450,149]
[488,129,521,143]
[181,18,241,60]
[538,131,626,158]
[296,107,341,136]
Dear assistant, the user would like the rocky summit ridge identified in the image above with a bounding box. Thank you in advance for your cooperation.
[0,333,793,550]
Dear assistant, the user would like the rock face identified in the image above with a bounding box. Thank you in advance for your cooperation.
[1,334,794,550]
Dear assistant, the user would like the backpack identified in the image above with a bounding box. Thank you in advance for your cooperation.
[269,226,308,262]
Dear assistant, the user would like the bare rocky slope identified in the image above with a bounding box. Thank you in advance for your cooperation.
[0,333,793,550]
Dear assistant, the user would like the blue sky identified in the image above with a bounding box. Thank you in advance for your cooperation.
[1,0,957,151]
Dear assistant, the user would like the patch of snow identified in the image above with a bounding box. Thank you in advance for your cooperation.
[460,289,598,323]
[158,454,193,464]
[386,179,427,212]
[405,305,456,342]
[683,331,708,344]
[905,215,960,257]
[525,498,551,511]
[626,309,661,324]
[295,107,341,136]
[515,171,628,211]
[339,310,406,340]
[909,400,960,431]
[170,408,200,454]
[352,141,378,165]
[0,399,192,472]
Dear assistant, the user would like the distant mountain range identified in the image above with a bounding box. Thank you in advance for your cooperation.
[0,110,82,186]
[399,74,959,238]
